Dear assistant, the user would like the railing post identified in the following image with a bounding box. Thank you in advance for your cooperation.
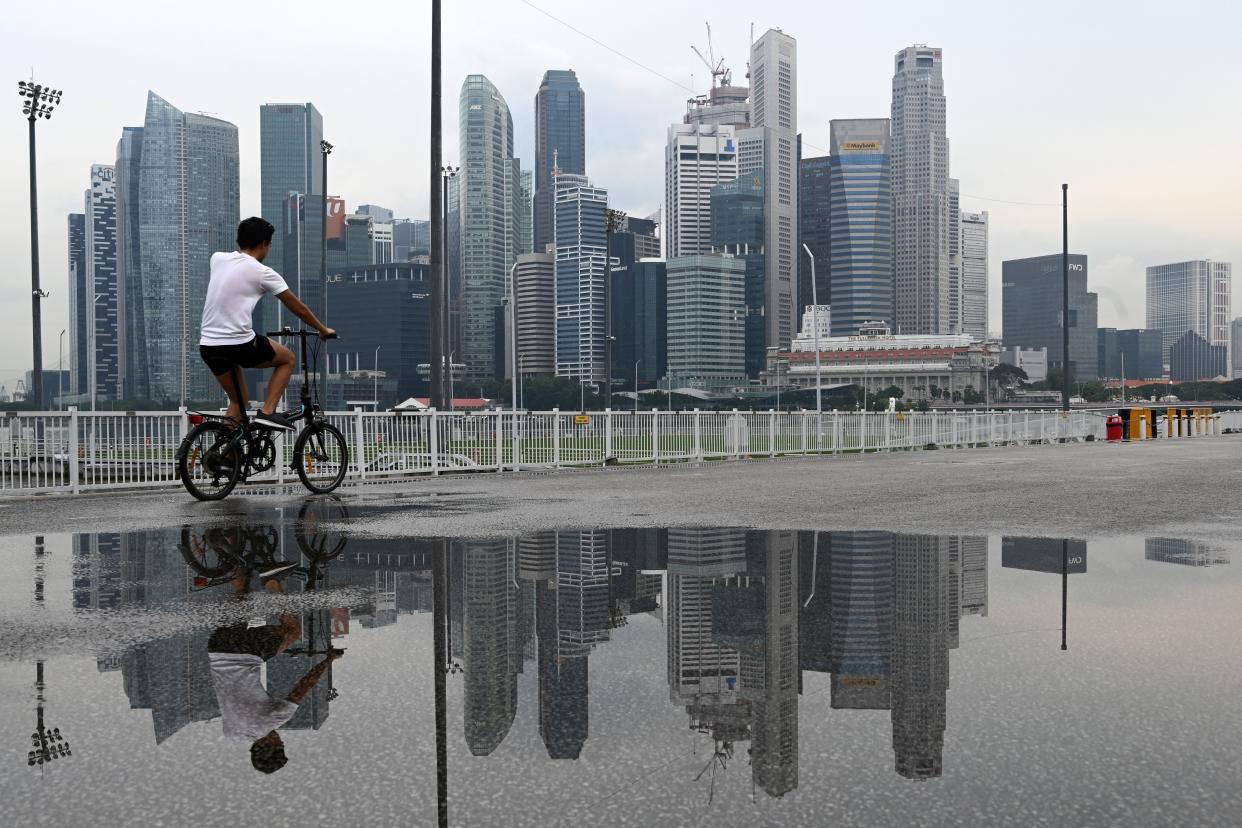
[552,408,561,467]
[833,410,841,455]
[354,407,367,480]
[429,409,440,476]
[68,406,80,494]
[605,408,613,468]
[768,410,776,458]
[801,411,808,455]
[693,409,702,461]
[495,411,504,471]
[652,409,660,465]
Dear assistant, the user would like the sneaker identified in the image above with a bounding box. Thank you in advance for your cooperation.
[253,411,295,431]
[257,561,299,580]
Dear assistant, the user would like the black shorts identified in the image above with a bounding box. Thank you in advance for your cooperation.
[208,622,284,661]
[199,336,276,377]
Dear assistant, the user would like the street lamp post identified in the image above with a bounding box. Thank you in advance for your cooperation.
[320,140,333,403]
[58,329,65,411]
[434,166,457,411]
[18,80,62,410]
[800,244,823,417]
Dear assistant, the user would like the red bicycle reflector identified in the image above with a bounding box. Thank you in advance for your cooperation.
[193,577,209,587]
[189,414,204,425]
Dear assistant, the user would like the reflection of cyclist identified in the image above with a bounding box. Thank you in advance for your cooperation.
[198,217,334,432]
[207,568,341,774]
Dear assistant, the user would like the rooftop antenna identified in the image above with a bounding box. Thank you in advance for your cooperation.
[691,21,730,89]
[746,23,754,81]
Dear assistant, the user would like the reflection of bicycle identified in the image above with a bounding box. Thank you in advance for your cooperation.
[175,329,349,501]
[179,500,350,592]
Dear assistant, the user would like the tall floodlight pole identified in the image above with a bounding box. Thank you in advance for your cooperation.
[435,167,457,410]
[429,1,445,413]
[18,81,62,409]
[1061,184,1071,412]
[320,140,333,402]
[801,244,823,417]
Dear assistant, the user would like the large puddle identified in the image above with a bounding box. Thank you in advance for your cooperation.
[1,502,1239,826]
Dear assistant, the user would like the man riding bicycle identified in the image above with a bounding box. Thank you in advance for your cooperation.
[199,217,334,431]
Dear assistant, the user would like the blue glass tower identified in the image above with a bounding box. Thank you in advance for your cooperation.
[828,119,893,336]
[534,70,585,253]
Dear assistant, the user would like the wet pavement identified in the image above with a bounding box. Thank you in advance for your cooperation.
[2,500,1240,826]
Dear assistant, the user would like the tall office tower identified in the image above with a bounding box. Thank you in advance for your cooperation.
[515,251,556,377]
[890,534,952,779]
[608,215,661,264]
[738,28,799,351]
[711,171,767,379]
[1169,330,1228,381]
[536,574,588,759]
[115,126,146,399]
[534,70,585,253]
[609,259,667,387]
[829,531,894,710]
[958,537,988,618]
[891,45,951,335]
[369,221,393,263]
[67,213,88,396]
[828,119,894,336]
[460,75,519,382]
[447,175,463,358]
[1233,318,1242,378]
[518,168,534,255]
[1146,260,1232,368]
[462,538,519,756]
[1002,254,1099,380]
[556,530,611,655]
[260,103,323,280]
[665,254,747,389]
[85,164,119,400]
[960,210,988,340]
[684,80,751,127]
[665,122,738,257]
[138,92,240,403]
[356,204,394,223]
[798,142,831,325]
[746,530,800,799]
[667,529,748,704]
[392,219,431,262]
[948,180,961,331]
[553,173,609,382]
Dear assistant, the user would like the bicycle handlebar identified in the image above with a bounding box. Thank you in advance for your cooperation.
[266,328,339,340]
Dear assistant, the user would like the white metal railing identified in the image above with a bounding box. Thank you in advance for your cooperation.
[1,405,1191,497]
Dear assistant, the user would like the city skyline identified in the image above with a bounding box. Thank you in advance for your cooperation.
[3,1,1241,388]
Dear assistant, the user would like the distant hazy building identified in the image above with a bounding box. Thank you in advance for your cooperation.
[369,221,393,264]
[1144,538,1230,567]
[666,122,738,258]
[553,173,609,383]
[1169,330,1227,382]
[115,126,146,398]
[1146,260,1232,369]
[67,212,87,396]
[948,180,961,334]
[1099,328,1164,380]
[607,215,660,266]
[609,259,667,388]
[828,119,894,336]
[393,219,431,262]
[459,75,519,382]
[665,253,746,390]
[518,168,534,255]
[534,70,585,254]
[259,103,323,281]
[1233,318,1242,377]
[86,164,119,400]
[514,251,556,378]
[356,204,394,223]
[892,46,951,335]
[1097,327,1120,379]
[998,346,1048,383]
[959,210,988,340]
[798,144,831,324]
[1002,254,1098,380]
[138,92,239,403]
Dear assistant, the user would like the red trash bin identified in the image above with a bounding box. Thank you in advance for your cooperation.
[1106,415,1124,442]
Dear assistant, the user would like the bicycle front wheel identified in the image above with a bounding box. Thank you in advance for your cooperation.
[293,421,350,494]
[178,422,242,501]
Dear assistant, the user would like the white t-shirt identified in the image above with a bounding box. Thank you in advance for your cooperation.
[208,652,300,740]
[200,252,289,346]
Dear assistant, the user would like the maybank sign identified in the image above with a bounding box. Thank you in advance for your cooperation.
[841,140,882,152]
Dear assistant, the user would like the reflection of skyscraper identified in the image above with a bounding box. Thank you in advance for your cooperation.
[798,532,832,673]
[537,578,587,759]
[72,533,123,610]
[556,531,610,654]
[1002,537,1088,574]
[829,531,894,710]
[667,529,748,703]
[959,537,988,617]
[890,535,951,780]
[461,538,518,755]
[1144,538,1230,567]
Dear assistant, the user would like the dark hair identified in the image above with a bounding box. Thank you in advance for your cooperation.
[250,735,288,774]
[237,217,276,250]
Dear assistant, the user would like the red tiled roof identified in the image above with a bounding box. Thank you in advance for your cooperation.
[783,347,965,363]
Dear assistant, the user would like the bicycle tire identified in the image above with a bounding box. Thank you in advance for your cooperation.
[178,422,242,501]
[296,497,350,560]
[293,421,349,494]
[178,525,237,577]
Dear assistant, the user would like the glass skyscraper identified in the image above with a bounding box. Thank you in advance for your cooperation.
[67,212,87,396]
[553,173,608,382]
[828,119,893,336]
[86,164,119,400]
[260,103,323,279]
[459,75,519,382]
[533,70,585,253]
[115,126,145,399]
[138,91,239,404]
[711,172,767,378]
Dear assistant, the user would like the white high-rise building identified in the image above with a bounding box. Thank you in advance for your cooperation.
[665,123,738,258]
[892,45,951,335]
[739,28,799,351]
[553,173,609,382]
[1146,260,1232,367]
[960,211,989,340]
[369,221,393,264]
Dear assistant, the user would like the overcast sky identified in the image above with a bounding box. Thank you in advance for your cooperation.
[2,0,1240,390]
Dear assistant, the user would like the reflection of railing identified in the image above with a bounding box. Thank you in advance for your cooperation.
[0,407,1126,496]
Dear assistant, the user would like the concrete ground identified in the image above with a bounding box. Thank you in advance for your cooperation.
[1,436,1238,541]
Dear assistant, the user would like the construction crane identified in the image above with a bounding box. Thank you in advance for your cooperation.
[691,22,731,89]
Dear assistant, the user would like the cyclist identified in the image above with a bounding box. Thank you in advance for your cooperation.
[199,217,334,431]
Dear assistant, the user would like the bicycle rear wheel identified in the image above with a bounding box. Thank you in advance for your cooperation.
[293,421,350,494]
[296,498,350,560]
[178,422,242,501]
[179,526,238,577]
